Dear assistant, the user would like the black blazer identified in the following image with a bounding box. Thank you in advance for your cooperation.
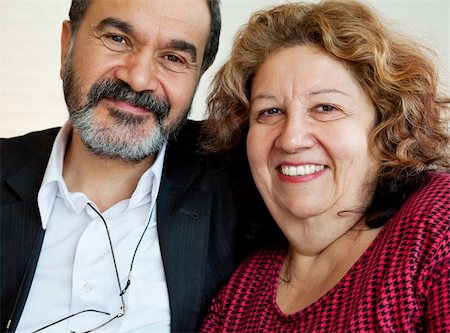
[0,121,269,332]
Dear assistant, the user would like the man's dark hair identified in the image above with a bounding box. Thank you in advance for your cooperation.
[68,0,221,73]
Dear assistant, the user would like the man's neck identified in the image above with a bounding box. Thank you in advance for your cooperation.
[62,133,156,212]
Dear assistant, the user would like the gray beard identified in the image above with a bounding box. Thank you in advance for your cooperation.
[70,104,168,163]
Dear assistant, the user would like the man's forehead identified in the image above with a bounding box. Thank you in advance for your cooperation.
[82,0,211,47]
[83,0,210,24]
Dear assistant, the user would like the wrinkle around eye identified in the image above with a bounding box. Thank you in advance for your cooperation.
[100,34,132,52]
[109,35,127,44]
[166,54,181,62]
[159,54,191,73]
[252,108,285,125]
[316,104,338,112]
[310,104,348,121]
[257,107,284,118]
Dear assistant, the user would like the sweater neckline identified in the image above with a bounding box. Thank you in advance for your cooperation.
[269,222,389,319]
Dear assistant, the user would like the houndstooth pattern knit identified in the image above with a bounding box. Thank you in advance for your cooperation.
[201,172,450,333]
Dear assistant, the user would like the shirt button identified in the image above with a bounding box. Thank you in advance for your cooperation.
[83,282,94,293]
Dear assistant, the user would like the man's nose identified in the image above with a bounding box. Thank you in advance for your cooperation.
[113,51,160,93]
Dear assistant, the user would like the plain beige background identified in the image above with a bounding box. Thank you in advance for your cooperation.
[1,0,449,138]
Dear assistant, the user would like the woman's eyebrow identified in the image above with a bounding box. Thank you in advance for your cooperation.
[251,94,277,103]
[309,89,350,97]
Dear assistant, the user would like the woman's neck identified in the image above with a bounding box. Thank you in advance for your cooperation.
[277,223,381,314]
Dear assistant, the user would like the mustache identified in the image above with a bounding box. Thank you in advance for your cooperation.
[87,79,170,122]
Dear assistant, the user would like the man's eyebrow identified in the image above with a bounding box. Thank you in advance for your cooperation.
[167,39,197,62]
[95,17,134,35]
[94,19,197,62]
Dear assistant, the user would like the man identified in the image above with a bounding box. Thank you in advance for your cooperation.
[0,0,267,332]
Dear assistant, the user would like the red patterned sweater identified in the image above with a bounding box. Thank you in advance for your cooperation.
[201,172,450,332]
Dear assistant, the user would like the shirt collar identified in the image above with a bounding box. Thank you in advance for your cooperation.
[37,122,167,229]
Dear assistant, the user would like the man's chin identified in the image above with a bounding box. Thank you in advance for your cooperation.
[77,123,167,163]
[84,141,163,164]
[87,149,155,164]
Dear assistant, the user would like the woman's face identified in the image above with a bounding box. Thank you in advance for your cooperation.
[247,44,378,226]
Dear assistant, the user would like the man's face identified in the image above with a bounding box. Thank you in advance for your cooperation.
[60,0,211,162]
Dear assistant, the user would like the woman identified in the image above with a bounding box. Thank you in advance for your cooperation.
[200,0,449,332]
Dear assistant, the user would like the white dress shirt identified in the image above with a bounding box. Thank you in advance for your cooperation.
[16,124,170,333]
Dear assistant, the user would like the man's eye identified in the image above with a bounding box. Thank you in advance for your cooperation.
[161,54,189,73]
[109,35,126,44]
[101,34,131,52]
[166,54,182,63]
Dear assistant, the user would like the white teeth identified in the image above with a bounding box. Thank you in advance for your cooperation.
[280,164,325,176]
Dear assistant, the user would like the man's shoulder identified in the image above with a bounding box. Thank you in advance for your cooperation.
[1,127,60,149]
[167,120,202,151]
[166,120,236,169]
[162,119,249,192]
[1,127,59,177]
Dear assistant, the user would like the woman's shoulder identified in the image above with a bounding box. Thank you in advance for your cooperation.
[386,171,449,255]
[417,171,449,194]
[406,172,450,214]
[207,248,284,311]
[229,248,285,281]
[400,171,449,219]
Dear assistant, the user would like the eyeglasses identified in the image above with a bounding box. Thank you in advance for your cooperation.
[31,309,121,333]
[31,203,153,333]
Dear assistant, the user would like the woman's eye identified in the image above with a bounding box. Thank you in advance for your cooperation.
[261,108,281,116]
[252,108,284,124]
[312,104,346,121]
[317,104,338,112]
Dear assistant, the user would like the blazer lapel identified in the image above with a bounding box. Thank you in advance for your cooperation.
[157,148,211,332]
[1,209,44,333]
[1,132,54,332]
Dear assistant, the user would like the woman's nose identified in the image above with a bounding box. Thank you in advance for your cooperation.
[274,112,316,153]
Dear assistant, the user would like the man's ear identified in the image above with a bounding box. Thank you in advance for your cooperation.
[60,20,73,79]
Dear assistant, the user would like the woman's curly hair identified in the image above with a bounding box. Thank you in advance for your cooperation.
[201,0,449,228]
